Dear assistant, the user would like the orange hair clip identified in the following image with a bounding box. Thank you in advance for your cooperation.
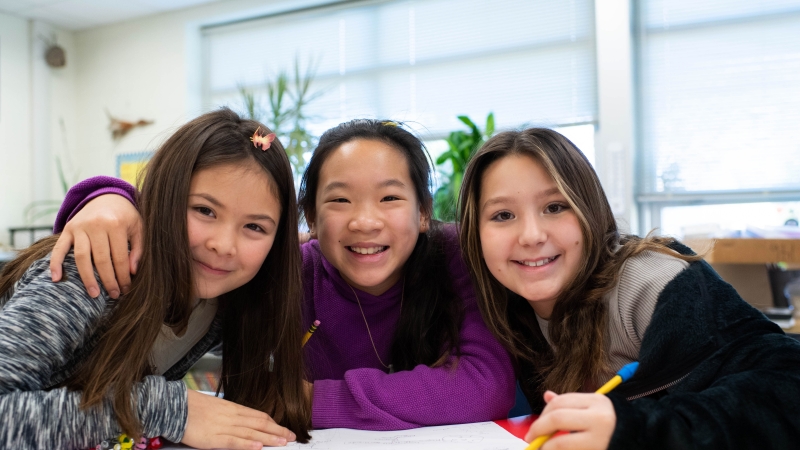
[251,127,277,151]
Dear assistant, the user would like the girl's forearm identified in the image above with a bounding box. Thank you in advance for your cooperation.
[54,176,138,233]
[0,377,187,449]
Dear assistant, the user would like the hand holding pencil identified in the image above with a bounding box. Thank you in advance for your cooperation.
[524,362,639,450]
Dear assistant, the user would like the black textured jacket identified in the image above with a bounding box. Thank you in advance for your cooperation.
[607,244,800,449]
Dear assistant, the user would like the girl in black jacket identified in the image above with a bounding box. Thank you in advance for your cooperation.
[458,128,800,449]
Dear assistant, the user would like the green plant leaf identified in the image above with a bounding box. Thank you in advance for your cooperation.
[434,112,497,222]
[485,112,495,136]
[436,151,455,165]
[457,115,478,131]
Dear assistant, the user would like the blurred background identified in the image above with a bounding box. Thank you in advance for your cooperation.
[1,0,800,251]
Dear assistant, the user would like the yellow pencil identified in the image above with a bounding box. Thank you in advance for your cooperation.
[302,320,321,347]
[525,362,639,450]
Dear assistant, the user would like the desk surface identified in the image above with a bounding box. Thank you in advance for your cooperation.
[164,420,529,450]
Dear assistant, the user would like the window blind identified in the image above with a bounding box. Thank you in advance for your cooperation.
[202,0,597,138]
[637,0,800,195]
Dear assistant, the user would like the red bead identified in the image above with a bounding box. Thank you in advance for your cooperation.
[149,437,162,449]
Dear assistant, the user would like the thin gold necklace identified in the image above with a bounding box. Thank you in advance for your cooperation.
[348,279,403,374]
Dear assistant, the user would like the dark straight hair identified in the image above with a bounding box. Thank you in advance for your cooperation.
[297,119,463,370]
[0,108,311,440]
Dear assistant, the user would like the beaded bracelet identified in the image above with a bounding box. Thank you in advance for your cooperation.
[88,434,163,450]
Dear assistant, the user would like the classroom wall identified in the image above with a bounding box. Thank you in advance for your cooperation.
[0,14,78,247]
[0,12,32,247]
[0,0,337,247]
[70,0,338,180]
[1,0,638,246]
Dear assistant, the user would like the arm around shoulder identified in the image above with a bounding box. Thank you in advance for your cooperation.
[54,176,138,233]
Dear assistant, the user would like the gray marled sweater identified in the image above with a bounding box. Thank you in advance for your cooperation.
[0,252,222,449]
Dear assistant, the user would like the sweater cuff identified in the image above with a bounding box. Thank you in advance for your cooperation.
[311,379,359,429]
[137,377,188,443]
[54,176,138,233]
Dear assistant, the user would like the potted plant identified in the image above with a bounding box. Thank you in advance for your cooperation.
[433,113,495,222]
[239,57,321,178]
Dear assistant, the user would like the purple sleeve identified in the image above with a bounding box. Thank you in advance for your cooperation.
[54,176,138,233]
[311,225,516,430]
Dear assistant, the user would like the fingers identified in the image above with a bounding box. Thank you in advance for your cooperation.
[232,425,291,447]
[87,230,120,299]
[234,414,293,440]
[540,432,601,450]
[539,392,600,415]
[109,227,132,294]
[234,404,277,424]
[128,221,143,275]
[72,232,101,298]
[184,390,293,449]
[526,392,590,441]
[525,393,616,448]
[530,408,595,437]
[50,230,76,282]
[205,435,265,450]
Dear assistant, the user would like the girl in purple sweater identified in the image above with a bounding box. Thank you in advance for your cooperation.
[49,120,515,431]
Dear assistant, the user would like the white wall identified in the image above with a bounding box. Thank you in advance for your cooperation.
[0,0,337,247]
[71,0,338,180]
[1,0,640,246]
[0,13,78,247]
[0,12,32,247]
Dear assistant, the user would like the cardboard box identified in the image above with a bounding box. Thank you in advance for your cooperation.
[685,238,800,264]
[684,239,800,325]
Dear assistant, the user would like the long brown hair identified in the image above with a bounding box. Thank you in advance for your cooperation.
[0,108,310,440]
[459,128,699,404]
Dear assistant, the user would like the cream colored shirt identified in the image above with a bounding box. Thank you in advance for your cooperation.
[150,298,218,375]
[536,250,689,389]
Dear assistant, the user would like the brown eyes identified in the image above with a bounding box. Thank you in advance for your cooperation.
[195,206,214,217]
[245,223,266,233]
[545,203,568,214]
[490,203,569,221]
[491,211,514,222]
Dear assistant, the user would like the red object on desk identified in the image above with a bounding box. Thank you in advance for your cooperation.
[494,415,537,440]
[494,415,569,441]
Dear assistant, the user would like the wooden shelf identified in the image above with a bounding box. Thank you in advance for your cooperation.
[685,238,800,264]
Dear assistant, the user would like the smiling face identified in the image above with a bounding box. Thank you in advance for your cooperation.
[311,138,428,296]
[478,154,584,318]
[187,161,281,300]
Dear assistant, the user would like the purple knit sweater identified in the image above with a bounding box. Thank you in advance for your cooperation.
[54,177,516,430]
[301,227,515,430]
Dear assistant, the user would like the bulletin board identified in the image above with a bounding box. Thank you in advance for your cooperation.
[116,152,152,187]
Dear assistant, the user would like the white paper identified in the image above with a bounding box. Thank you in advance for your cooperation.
[162,421,526,450]
[285,421,526,450]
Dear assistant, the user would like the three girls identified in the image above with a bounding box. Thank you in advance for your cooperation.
[47,119,516,431]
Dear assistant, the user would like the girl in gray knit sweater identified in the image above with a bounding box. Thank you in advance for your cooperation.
[0,108,310,449]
